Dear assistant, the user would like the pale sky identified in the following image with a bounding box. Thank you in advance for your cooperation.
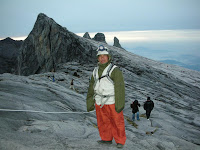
[0,0,200,38]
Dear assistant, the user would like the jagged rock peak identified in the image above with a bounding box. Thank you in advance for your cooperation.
[83,32,91,39]
[93,33,107,43]
[1,37,15,42]
[38,13,48,19]
[36,13,57,23]
[31,13,66,33]
[113,37,123,49]
[18,13,97,76]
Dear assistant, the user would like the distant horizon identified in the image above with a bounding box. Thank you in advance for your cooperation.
[1,29,200,71]
[1,28,200,42]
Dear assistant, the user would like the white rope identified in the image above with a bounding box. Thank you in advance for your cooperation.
[0,108,96,114]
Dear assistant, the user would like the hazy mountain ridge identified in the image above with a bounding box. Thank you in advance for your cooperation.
[160,59,200,71]
[128,46,200,72]
[0,13,200,150]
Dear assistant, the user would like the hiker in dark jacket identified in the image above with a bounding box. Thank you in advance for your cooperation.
[69,79,75,90]
[130,100,141,121]
[144,97,154,120]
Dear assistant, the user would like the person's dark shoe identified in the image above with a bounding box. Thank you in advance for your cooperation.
[116,143,124,148]
[97,140,112,144]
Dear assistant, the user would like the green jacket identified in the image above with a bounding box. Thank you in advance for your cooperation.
[86,61,125,113]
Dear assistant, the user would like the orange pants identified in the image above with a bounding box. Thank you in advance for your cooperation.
[95,103,126,145]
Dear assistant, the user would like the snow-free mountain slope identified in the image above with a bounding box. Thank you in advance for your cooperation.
[0,13,200,150]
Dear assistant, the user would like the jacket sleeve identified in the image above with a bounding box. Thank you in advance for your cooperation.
[144,102,146,110]
[111,67,125,113]
[86,75,95,112]
[151,101,154,110]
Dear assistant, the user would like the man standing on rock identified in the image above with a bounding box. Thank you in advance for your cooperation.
[144,97,154,120]
[86,45,126,148]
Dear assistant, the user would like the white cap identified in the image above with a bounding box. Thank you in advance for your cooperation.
[96,45,109,56]
[97,50,109,56]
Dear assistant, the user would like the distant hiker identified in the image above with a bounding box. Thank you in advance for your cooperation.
[130,100,141,121]
[51,68,55,82]
[52,75,55,82]
[69,79,75,90]
[48,75,55,82]
[144,97,154,120]
[86,45,126,148]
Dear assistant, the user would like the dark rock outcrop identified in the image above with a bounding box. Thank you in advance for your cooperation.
[83,32,91,39]
[0,37,23,74]
[18,13,97,76]
[113,37,123,49]
[93,33,106,43]
[1,13,200,150]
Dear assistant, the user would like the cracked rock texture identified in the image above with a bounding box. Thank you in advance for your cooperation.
[0,13,200,150]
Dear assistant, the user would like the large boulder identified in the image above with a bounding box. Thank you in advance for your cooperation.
[93,33,106,43]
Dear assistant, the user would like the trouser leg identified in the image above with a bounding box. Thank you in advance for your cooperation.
[146,110,151,119]
[132,113,135,121]
[95,104,126,145]
[136,112,140,120]
[96,104,113,141]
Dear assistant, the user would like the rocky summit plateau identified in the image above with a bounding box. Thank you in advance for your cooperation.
[0,13,200,150]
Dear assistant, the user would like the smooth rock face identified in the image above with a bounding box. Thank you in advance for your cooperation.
[92,33,107,43]
[0,13,200,150]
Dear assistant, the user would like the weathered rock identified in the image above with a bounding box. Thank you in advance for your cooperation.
[92,33,107,43]
[0,37,23,74]
[113,36,124,49]
[18,13,97,76]
[1,13,200,150]
[83,32,91,39]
